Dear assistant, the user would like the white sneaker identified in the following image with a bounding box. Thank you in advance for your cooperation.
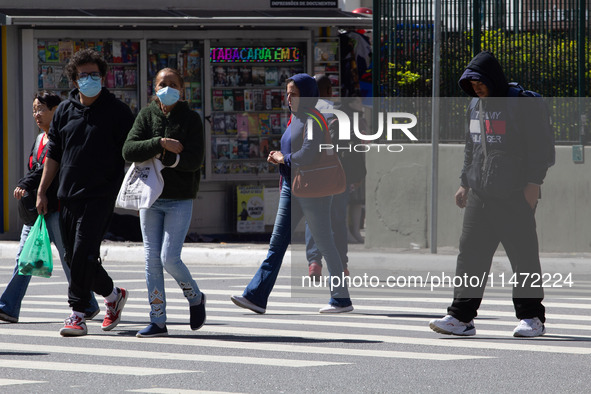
[319,304,354,313]
[513,317,546,337]
[231,295,266,314]
[429,315,476,336]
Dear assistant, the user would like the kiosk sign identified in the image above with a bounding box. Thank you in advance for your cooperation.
[210,47,301,63]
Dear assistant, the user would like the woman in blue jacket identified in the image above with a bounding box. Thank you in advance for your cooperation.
[231,74,353,314]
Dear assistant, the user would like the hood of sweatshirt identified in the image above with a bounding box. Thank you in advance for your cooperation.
[458,51,508,97]
[288,73,318,116]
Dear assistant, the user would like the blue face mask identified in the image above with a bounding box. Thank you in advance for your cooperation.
[77,76,102,98]
[156,86,181,106]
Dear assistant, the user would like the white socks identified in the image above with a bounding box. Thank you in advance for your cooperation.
[105,287,119,303]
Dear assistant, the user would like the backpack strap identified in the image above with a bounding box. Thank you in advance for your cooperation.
[508,82,542,98]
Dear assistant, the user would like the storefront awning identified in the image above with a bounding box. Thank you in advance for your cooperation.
[0,8,372,28]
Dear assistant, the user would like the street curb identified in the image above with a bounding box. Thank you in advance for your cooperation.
[1,241,591,274]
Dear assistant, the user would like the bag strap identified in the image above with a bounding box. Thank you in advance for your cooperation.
[478,99,488,160]
[31,133,49,168]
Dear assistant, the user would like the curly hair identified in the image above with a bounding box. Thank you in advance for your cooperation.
[65,48,108,82]
[34,90,61,110]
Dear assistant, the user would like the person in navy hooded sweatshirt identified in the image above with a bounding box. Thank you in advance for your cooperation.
[231,73,353,314]
[429,51,554,338]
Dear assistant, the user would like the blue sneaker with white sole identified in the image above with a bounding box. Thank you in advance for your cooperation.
[136,323,168,338]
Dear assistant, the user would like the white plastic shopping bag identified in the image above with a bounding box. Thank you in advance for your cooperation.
[116,158,164,210]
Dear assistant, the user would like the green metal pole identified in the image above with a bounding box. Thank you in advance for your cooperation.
[430,0,442,253]
[578,0,586,145]
[578,0,585,99]
[513,0,519,32]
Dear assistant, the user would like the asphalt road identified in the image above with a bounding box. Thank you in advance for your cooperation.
[0,247,590,393]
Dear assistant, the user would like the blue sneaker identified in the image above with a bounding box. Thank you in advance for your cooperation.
[136,323,168,338]
[0,309,18,323]
[190,293,206,331]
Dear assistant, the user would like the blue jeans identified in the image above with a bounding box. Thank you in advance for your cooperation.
[0,213,99,319]
[243,179,351,309]
[140,199,202,324]
[305,187,350,266]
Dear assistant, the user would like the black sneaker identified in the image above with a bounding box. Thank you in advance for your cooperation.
[190,293,206,330]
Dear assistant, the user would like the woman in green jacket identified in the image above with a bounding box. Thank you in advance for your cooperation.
[122,68,206,338]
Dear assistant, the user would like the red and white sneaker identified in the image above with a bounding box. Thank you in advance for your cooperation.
[102,288,128,331]
[60,314,87,337]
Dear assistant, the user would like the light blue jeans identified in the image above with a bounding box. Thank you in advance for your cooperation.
[0,212,99,319]
[139,199,202,324]
[243,178,351,309]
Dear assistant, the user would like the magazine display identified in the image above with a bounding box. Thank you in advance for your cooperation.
[147,40,203,115]
[210,61,303,176]
[37,39,140,113]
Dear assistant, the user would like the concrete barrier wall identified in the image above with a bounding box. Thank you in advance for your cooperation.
[366,144,591,253]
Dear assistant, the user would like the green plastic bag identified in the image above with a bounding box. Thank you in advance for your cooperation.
[17,215,53,278]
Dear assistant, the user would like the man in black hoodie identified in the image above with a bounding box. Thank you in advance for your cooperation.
[37,49,134,337]
[429,51,554,338]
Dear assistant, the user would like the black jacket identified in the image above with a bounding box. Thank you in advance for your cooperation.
[47,88,135,202]
[458,51,554,190]
[17,132,59,216]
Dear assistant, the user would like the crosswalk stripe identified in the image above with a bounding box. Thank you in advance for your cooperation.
[0,328,492,361]
[126,389,241,394]
[195,325,591,355]
[0,341,346,368]
[31,287,588,315]
[18,294,591,325]
[166,289,591,309]
[204,314,591,340]
[139,295,591,322]
[8,296,591,359]
[14,304,591,339]
[4,310,590,356]
[0,359,194,376]
[16,303,591,332]
[0,379,46,387]
[7,317,591,356]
